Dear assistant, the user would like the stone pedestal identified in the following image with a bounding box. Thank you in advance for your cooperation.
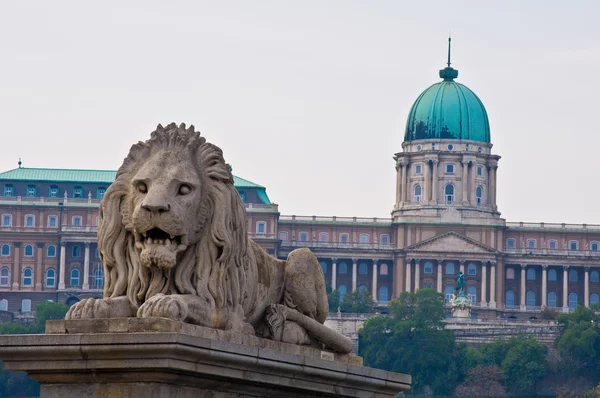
[0,318,410,397]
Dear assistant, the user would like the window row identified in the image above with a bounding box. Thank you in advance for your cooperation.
[0,244,99,258]
[279,232,390,245]
[413,184,484,204]
[319,261,389,276]
[506,267,600,282]
[0,266,104,289]
[336,284,389,303]
[413,163,485,176]
[444,285,477,303]
[422,261,479,276]
[1,214,92,228]
[506,238,598,251]
[0,298,33,312]
[3,184,107,199]
[504,290,596,308]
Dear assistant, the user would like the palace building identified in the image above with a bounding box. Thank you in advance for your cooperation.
[1,46,599,320]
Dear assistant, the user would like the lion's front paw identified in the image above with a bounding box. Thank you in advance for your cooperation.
[65,298,110,320]
[137,294,189,322]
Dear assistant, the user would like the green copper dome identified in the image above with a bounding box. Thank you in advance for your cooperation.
[404,66,491,144]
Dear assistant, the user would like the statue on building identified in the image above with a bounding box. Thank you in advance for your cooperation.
[65,123,352,354]
[450,270,472,318]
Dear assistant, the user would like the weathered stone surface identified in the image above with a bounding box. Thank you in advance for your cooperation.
[0,324,410,397]
[64,122,352,354]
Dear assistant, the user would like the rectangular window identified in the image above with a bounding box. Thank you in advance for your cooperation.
[48,216,58,228]
[359,234,369,244]
[49,187,59,198]
[72,216,82,226]
[339,233,349,243]
[298,232,308,242]
[548,240,557,250]
[256,221,266,234]
[506,238,516,249]
[97,188,106,199]
[445,164,454,174]
[278,231,288,241]
[380,234,390,245]
[3,185,13,197]
[477,166,483,176]
[569,241,579,251]
[415,164,422,175]
[26,185,36,197]
[2,215,11,227]
[592,242,599,251]
[527,239,537,249]
[73,187,83,198]
[25,215,34,228]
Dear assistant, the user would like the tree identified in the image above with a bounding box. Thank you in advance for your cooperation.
[326,285,340,313]
[501,335,548,395]
[31,301,69,333]
[359,289,463,395]
[340,289,375,313]
[454,364,506,397]
[585,383,600,398]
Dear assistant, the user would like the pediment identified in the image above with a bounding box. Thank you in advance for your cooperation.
[404,231,498,254]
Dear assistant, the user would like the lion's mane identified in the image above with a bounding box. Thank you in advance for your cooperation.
[97,123,251,315]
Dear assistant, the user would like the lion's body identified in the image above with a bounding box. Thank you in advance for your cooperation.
[66,123,348,353]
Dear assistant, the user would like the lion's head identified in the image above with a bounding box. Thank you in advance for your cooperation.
[98,123,249,310]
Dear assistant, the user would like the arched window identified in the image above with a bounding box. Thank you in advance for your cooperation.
[70,269,80,287]
[445,285,454,303]
[424,284,432,289]
[0,267,9,286]
[467,286,476,302]
[548,292,557,308]
[445,184,455,203]
[338,262,348,274]
[319,261,327,274]
[278,231,288,241]
[506,290,515,306]
[527,268,536,280]
[22,268,33,287]
[548,240,558,250]
[72,216,82,226]
[21,299,31,312]
[359,234,369,244]
[1,244,9,256]
[467,263,477,275]
[527,291,536,307]
[359,262,368,275]
[506,268,515,279]
[591,294,600,305]
[93,269,104,290]
[47,245,56,257]
[338,285,347,300]
[72,245,81,258]
[0,299,7,311]
[445,263,455,275]
[339,233,349,244]
[414,184,422,202]
[592,271,600,283]
[569,269,578,282]
[378,286,389,303]
[24,244,33,257]
[424,261,433,274]
[569,292,578,309]
[45,268,56,287]
[380,263,388,275]
[476,186,483,204]
[319,232,329,242]
[548,269,557,281]
[358,285,368,293]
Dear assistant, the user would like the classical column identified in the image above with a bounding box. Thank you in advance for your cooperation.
[424,161,431,203]
[542,265,548,307]
[58,242,66,290]
[562,266,569,312]
[83,243,90,290]
[401,163,408,203]
[585,267,590,307]
[331,258,337,290]
[462,161,469,204]
[489,165,497,208]
[372,260,378,302]
[395,165,402,208]
[12,243,21,290]
[394,258,404,298]
[431,160,439,204]
[470,162,477,204]
[414,259,420,291]
[405,261,411,293]
[35,243,44,289]
[520,264,527,310]
[481,261,487,307]
[459,260,465,273]
[352,258,358,292]
[489,261,497,308]
[437,260,443,293]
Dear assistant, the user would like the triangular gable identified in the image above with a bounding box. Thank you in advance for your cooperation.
[404,231,498,254]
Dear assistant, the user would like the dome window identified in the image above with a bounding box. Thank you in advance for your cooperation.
[416,145,422,151]
[477,166,483,176]
[414,184,422,202]
[444,184,455,203]
[447,144,454,151]
[478,147,483,153]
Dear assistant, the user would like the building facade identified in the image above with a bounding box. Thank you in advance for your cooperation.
[1,55,598,319]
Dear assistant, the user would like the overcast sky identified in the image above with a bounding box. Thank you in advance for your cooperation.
[1,1,599,224]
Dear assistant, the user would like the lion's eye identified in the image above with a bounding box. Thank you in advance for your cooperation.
[137,182,148,194]
[178,184,192,195]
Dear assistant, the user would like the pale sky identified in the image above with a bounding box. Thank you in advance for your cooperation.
[1,1,599,224]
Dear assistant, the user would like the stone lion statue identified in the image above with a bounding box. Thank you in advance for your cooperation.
[66,123,351,353]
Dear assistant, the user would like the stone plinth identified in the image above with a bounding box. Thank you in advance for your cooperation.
[0,318,410,397]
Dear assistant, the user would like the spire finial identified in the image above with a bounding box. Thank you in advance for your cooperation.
[447,34,451,67]
[18,158,22,169]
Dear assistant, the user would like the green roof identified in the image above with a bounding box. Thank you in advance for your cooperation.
[0,167,271,204]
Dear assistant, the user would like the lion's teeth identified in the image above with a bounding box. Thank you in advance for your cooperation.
[147,238,153,244]
[170,234,175,239]
[165,239,171,246]
[157,240,163,245]
[143,232,147,237]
